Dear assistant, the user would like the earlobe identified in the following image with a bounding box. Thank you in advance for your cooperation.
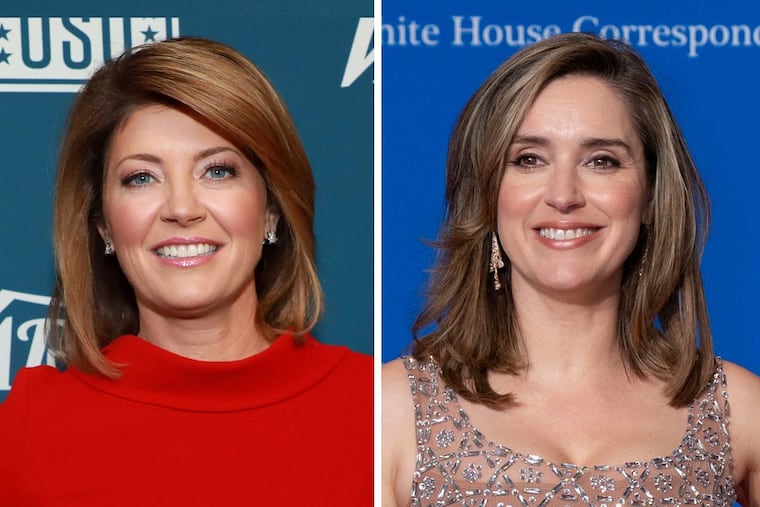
[263,211,280,245]
[97,223,115,255]
[265,211,279,236]
[641,198,653,226]
[97,223,109,242]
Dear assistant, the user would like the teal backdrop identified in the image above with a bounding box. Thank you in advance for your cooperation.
[0,1,374,402]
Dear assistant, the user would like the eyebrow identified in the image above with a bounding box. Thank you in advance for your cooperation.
[112,146,241,169]
[196,146,241,160]
[581,137,635,157]
[510,135,635,157]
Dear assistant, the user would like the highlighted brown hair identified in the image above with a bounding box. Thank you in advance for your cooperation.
[49,37,322,375]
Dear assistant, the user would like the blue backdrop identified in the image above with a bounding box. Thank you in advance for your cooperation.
[0,1,373,402]
[381,0,760,383]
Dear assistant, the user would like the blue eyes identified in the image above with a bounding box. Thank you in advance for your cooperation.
[120,165,238,187]
[205,165,237,179]
[122,172,155,187]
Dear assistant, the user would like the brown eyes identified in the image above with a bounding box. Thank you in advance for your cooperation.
[508,154,622,170]
[510,154,543,168]
[588,156,621,169]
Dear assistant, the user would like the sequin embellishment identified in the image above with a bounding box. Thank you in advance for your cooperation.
[404,357,736,507]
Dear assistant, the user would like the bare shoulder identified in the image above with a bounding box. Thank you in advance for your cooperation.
[382,357,415,452]
[383,358,412,404]
[382,358,416,507]
[721,360,760,506]
[722,359,760,419]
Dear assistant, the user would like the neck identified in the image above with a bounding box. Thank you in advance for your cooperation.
[135,287,270,361]
[510,276,624,385]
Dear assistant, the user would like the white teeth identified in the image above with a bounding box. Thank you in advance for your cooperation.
[157,243,217,258]
[539,228,595,240]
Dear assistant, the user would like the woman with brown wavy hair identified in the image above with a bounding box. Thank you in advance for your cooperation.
[383,33,760,506]
[0,37,371,505]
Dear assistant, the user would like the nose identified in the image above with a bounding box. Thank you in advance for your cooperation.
[160,178,206,226]
[544,164,585,212]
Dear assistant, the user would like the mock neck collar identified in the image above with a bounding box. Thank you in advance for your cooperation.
[70,333,349,412]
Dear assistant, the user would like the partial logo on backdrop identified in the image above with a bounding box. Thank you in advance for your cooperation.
[342,17,373,88]
[0,289,54,401]
[0,17,180,92]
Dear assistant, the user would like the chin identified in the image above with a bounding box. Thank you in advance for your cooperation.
[540,274,619,299]
[162,300,220,317]
[535,270,589,289]
[145,289,222,316]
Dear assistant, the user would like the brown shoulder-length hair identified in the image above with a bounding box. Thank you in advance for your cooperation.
[48,36,322,376]
[412,32,713,408]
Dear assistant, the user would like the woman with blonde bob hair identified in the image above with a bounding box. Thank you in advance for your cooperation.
[0,37,371,505]
[384,33,760,506]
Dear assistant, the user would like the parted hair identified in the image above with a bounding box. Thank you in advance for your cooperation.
[48,37,322,376]
[412,33,713,408]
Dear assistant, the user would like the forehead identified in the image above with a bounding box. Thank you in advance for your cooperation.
[112,105,227,143]
[517,75,638,143]
[105,105,238,165]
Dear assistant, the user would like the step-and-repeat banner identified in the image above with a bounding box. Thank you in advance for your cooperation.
[382,0,760,380]
[0,1,373,402]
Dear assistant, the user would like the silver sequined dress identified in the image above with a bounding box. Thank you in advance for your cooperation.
[403,356,735,507]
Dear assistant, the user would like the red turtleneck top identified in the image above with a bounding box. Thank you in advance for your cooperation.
[0,333,373,506]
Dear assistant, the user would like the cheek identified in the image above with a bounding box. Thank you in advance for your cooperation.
[496,179,537,227]
[103,194,157,244]
[597,181,647,223]
[209,190,268,235]
[495,180,534,259]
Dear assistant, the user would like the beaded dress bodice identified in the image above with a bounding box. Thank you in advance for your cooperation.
[404,357,735,507]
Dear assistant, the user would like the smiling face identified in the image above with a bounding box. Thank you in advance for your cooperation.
[497,75,648,300]
[101,104,276,321]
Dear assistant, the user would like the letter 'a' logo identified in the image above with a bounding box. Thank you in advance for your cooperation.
[0,17,180,92]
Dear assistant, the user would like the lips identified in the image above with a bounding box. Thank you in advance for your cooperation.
[538,227,598,240]
[156,243,218,258]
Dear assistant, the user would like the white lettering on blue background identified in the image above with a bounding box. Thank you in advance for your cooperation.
[0,17,180,92]
[0,289,54,391]
[381,14,760,57]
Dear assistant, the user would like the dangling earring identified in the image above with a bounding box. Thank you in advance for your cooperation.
[489,232,505,290]
[104,238,114,255]
[638,245,648,278]
[263,230,278,245]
